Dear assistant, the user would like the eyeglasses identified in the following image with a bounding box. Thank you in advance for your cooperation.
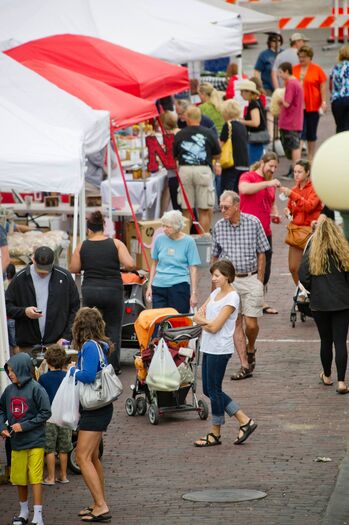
[219,205,232,211]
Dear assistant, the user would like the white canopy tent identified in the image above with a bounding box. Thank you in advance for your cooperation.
[0,53,110,155]
[0,0,242,62]
[196,0,278,34]
[0,96,85,392]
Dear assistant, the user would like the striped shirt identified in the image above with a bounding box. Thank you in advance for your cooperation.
[212,213,270,274]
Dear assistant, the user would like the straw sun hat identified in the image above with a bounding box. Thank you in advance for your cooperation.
[236,80,260,95]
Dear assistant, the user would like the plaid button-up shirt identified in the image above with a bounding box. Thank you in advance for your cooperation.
[212,213,270,274]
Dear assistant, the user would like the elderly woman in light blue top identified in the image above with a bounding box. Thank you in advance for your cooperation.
[146,210,201,313]
[330,44,349,133]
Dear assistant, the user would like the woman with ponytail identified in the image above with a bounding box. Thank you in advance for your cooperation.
[70,211,135,374]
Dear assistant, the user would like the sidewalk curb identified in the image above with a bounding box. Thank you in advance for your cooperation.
[322,445,349,525]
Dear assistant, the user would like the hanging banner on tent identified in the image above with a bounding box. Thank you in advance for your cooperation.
[146,135,176,172]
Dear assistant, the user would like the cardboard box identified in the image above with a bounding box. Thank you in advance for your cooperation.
[126,218,190,270]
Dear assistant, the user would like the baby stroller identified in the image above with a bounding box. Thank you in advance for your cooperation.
[290,283,312,328]
[120,270,147,349]
[124,308,209,425]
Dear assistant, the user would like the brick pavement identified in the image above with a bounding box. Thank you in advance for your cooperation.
[2,105,348,525]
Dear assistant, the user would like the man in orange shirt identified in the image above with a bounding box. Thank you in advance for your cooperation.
[293,45,327,162]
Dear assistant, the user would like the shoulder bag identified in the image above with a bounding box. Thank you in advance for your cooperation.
[79,340,123,411]
[285,223,313,250]
[248,101,270,145]
[220,121,234,169]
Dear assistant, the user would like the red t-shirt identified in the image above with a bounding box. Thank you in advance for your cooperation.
[239,171,275,237]
[279,78,304,131]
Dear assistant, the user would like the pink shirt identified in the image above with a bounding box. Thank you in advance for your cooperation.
[279,78,304,131]
[239,171,275,237]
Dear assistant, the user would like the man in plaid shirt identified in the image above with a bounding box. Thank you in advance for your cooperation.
[212,190,270,379]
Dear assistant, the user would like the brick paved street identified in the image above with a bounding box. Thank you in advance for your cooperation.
[2,6,348,523]
[2,109,348,525]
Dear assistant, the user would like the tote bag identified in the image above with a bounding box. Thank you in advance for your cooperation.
[79,341,123,411]
[220,121,234,169]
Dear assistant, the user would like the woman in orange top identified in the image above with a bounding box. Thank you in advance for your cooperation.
[293,45,327,162]
[280,160,322,285]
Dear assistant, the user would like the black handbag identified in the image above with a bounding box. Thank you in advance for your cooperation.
[248,101,270,144]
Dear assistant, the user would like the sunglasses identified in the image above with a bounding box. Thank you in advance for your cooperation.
[220,205,232,211]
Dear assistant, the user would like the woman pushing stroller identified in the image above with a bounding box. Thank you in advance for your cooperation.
[193,260,257,447]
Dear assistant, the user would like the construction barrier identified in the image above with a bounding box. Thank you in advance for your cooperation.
[328,2,349,43]
[278,15,349,30]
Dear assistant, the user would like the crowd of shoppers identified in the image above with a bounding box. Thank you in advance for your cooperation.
[3,25,349,525]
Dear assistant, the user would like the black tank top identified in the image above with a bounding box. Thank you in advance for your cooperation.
[80,238,122,287]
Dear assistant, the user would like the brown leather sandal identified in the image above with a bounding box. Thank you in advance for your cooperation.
[247,349,257,372]
[230,366,253,380]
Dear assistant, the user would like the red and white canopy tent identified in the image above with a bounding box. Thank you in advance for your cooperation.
[6,34,190,267]
[5,34,189,100]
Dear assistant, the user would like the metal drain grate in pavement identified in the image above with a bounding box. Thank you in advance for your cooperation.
[182,489,267,503]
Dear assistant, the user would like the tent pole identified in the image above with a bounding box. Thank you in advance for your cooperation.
[0,248,10,393]
[140,126,148,219]
[107,140,113,235]
[72,192,79,253]
[79,181,86,243]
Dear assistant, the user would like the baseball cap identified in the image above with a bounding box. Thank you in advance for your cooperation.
[33,246,54,273]
[290,33,309,44]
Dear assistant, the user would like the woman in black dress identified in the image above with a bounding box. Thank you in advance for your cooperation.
[219,99,249,194]
[70,211,135,373]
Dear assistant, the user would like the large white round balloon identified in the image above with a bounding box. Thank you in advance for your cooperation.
[312,132,349,211]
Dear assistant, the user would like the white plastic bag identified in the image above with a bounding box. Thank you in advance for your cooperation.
[49,370,80,430]
[146,338,181,391]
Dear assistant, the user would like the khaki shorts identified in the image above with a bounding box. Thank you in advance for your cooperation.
[45,422,73,454]
[11,447,45,486]
[234,274,264,318]
[178,165,215,209]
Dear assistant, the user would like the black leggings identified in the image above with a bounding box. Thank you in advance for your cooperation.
[264,235,273,286]
[312,309,349,381]
[82,284,124,371]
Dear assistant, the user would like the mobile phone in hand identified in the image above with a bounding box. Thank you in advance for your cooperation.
[35,308,43,314]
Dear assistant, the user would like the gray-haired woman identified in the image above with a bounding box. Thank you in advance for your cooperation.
[145,210,201,313]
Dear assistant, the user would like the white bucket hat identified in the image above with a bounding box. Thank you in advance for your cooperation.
[236,80,260,95]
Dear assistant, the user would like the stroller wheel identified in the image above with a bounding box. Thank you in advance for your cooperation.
[148,403,160,425]
[125,397,137,416]
[301,312,306,322]
[136,397,147,416]
[290,312,296,328]
[198,399,209,420]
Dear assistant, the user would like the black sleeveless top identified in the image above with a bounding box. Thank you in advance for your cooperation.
[80,238,122,287]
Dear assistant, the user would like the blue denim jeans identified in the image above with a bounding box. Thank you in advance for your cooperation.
[201,352,240,425]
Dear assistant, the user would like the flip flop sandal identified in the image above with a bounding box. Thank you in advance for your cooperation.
[81,512,112,523]
[194,432,221,447]
[234,419,258,445]
[319,372,333,386]
[263,306,278,315]
[336,387,349,395]
[78,508,93,517]
[55,478,70,483]
[230,366,253,380]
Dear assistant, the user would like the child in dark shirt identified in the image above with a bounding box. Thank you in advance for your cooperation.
[38,344,72,485]
[0,353,51,525]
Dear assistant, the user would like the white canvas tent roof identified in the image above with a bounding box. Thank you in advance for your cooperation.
[0,0,242,62]
[0,53,109,155]
[0,95,84,193]
[197,0,278,34]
